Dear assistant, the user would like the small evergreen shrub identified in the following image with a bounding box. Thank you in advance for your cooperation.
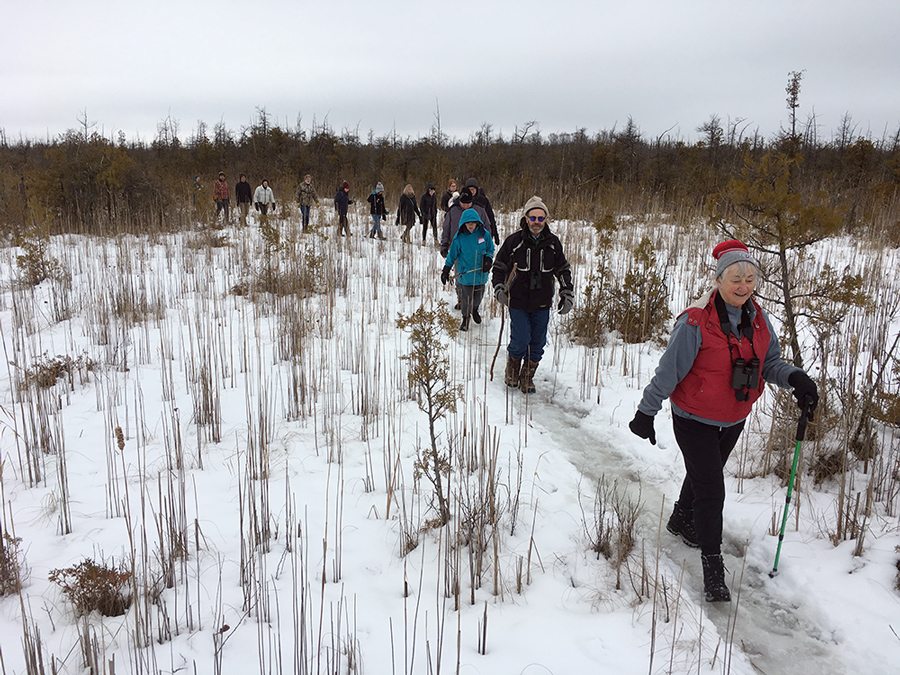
[49,558,132,617]
[16,228,63,286]
[397,302,460,526]
[569,236,671,345]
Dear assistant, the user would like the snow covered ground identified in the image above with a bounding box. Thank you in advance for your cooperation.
[1,208,898,674]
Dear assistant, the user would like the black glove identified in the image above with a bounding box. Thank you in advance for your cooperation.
[494,286,509,306]
[558,289,574,315]
[482,256,493,273]
[440,266,451,286]
[255,202,261,212]
[788,371,819,417]
[628,411,656,445]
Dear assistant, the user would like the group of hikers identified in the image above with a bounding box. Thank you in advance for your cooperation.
[193,172,277,227]
[440,191,819,605]
[194,169,820,604]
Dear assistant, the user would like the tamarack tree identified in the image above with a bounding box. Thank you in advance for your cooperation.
[707,149,845,368]
[706,73,873,370]
[396,302,461,526]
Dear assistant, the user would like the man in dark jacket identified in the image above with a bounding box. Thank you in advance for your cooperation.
[420,183,439,246]
[334,181,353,236]
[235,174,252,227]
[492,196,574,394]
[464,177,499,244]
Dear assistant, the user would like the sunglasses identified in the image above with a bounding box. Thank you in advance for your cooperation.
[528,215,546,223]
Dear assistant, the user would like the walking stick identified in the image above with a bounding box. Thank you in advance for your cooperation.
[489,264,517,381]
[769,395,814,577]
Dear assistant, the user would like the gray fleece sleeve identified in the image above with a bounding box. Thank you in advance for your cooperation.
[637,314,702,417]
[759,310,802,388]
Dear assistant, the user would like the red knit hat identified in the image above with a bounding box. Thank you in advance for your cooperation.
[712,240,757,278]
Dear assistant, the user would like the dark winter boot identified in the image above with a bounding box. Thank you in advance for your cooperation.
[504,356,522,388]
[701,554,731,603]
[519,360,539,394]
[459,316,470,332]
[472,308,482,324]
[666,502,700,548]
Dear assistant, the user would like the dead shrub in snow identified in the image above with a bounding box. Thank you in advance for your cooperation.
[21,352,96,390]
[184,227,230,250]
[895,548,900,592]
[583,476,643,591]
[0,532,27,596]
[49,557,132,617]
[811,450,846,485]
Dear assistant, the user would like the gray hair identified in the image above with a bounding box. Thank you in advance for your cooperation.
[717,260,756,280]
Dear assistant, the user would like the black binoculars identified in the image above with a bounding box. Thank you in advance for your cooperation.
[731,357,760,400]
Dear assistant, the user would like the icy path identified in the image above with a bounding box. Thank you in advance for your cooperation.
[528,385,853,675]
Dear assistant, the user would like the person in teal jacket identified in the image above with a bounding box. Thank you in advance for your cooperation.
[441,208,495,331]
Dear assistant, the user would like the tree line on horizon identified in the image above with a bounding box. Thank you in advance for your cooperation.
[1,94,898,239]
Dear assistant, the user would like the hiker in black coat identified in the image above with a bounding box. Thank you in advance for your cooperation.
[492,196,573,394]
[367,182,389,239]
[396,184,421,243]
[464,177,499,244]
[420,183,439,245]
[334,181,353,236]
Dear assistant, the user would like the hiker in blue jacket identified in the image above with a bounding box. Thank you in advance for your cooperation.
[441,208,495,331]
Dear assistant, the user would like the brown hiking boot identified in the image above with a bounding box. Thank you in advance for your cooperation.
[519,360,539,394]
[504,356,522,388]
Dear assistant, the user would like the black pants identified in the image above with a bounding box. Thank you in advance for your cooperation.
[456,282,484,319]
[672,415,745,555]
[422,216,438,242]
[215,198,229,222]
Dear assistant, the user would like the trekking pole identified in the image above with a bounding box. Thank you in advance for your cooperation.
[489,263,518,381]
[769,395,814,577]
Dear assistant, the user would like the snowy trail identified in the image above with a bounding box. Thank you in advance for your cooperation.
[529,388,849,675]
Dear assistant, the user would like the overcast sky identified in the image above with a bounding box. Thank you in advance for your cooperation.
[4,0,899,145]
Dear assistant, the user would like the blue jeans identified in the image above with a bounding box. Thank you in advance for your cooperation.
[370,214,382,235]
[300,204,311,230]
[508,308,550,362]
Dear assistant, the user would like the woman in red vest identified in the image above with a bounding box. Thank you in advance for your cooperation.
[628,240,818,603]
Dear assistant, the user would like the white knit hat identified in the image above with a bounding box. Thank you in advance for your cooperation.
[522,195,549,219]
